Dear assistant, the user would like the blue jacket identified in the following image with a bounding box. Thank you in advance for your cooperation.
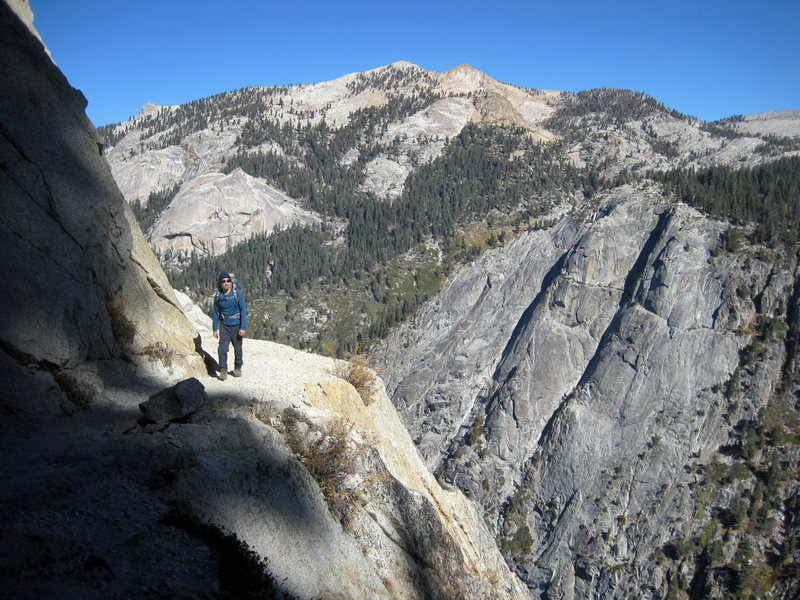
[212,289,247,331]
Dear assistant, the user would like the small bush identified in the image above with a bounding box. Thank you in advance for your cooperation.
[468,414,485,446]
[301,420,360,519]
[724,369,741,399]
[727,462,751,483]
[143,341,174,366]
[759,315,788,339]
[285,416,383,523]
[664,536,691,561]
[727,496,749,529]
[724,227,747,253]
[501,525,533,557]
[741,340,767,366]
[335,347,380,405]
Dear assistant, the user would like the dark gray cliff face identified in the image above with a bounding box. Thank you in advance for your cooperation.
[1,3,120,366]
[0,1,203,390]
[376,185,800,598]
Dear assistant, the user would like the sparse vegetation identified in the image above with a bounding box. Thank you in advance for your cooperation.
[142,341,174,367]
[335,347,380,405]
[281,412,367,522]
[654,391,800,599]
[467,414,485,446]
[501,524,533,557]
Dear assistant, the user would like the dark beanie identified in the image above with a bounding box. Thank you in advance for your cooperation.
[218,271,231,283]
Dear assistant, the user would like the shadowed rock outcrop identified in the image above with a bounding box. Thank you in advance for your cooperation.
[0,2,204,382]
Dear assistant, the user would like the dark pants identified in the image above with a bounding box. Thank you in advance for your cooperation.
[218,323,243,371]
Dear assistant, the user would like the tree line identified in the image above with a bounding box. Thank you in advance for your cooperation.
[167,122,588,350]
[650,156,800,248]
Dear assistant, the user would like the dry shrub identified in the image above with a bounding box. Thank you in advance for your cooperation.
[280,407,313,456]
[287,416,366,522]
[277,410,388,524]
[335,347,380,405]
[302,420,361,520]
[258,407,390,524]
[143,341,174,366]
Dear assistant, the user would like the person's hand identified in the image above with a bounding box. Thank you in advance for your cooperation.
[213,330,219,339]
[238,329,246,337]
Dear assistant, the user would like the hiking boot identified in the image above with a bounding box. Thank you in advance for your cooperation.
[218,370,227,381]
[233,368,242,378]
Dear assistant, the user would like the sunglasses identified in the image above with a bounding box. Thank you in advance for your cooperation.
[221,279,231,283]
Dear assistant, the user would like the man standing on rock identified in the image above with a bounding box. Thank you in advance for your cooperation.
[212,272,246,380]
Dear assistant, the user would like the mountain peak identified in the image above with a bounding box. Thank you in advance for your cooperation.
[140,102,161,116]
[437,63,487,93]
[387,59,419,69]
[450,63,481,74]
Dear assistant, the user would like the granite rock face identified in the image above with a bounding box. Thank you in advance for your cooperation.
[376,184,799,597]
[148,168,319,257]
[0,1,204,381]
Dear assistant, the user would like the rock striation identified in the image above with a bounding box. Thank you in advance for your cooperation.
[376,183,800,597]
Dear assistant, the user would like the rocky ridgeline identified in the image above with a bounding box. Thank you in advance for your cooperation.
[375,184,800,597]
[101,54,799,261]
[0,3,529,598]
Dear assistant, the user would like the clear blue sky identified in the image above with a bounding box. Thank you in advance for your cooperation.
[30,0,799,127]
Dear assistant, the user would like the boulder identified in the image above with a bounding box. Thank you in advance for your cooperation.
[139,377,207,424]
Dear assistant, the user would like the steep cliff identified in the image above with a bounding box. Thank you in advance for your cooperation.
[0,0,204,384]
[376,184,800,597]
